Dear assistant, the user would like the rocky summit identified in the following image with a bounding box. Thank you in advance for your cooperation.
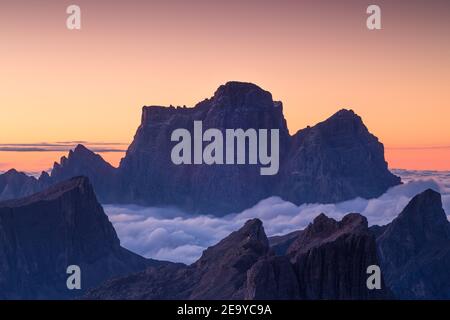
[287,213,388,299]
[376,189,450,299]
[118,82,400,214]
[0,176,158,299]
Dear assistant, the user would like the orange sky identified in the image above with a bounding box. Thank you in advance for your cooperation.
[1,0,449,172]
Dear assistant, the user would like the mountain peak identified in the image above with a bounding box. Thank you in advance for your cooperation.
[212,81,275,110]
[383,188,450,242]
[324,108,364,126]
[74,143,90,153]
[4,168,21,176]
[287,213,369,257]
[196,218,269,267]
[400,188,442,216]
[216,81,266,94]
[376,189,450,299]
[68,144,95,159]
[333,108,356,117]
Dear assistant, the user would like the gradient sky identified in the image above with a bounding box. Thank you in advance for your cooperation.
[1,0,450,171]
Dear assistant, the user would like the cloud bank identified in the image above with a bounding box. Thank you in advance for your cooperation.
[105,170,450,264]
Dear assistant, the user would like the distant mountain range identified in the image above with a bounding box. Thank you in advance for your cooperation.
[0,81,400,215]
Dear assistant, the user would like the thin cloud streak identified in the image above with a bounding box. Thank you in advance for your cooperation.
[0,142,128,152]
[386,146,450,150]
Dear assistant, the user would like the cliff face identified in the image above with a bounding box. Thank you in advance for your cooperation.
[276,110,401,204]
[287,213,388,300]
[0,177,154,300]
[118,82,291,214]
[376,189,450,299]
[85,214,387,300]
[0,169,49,202]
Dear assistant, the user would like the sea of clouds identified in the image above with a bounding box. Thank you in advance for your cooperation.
[104,170,450,264]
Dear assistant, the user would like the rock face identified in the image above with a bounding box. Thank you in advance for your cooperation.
[86,214,387,300]
[0,82,400,215]
[117,81,399,214]
[268,230,302,256]
[245,255,300,300]
[276,109,401,204]
[0,177,154,299]
[118,82,291,214]
[286,213,388,300]
[376,189,450,299]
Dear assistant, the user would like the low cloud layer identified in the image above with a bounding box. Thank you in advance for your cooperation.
[105,170,450,264]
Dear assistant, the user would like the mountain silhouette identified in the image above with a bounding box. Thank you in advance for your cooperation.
[0,81,400,215]
[376,189,450,299]
[0,177,160,299]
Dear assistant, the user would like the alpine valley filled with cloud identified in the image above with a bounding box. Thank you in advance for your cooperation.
[105,169,450,264]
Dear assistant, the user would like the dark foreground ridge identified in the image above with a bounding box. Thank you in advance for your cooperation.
[0,178,447,300]
[85,188,450,300]
[0,81,401,215]
[0,176,161,299]
[85,213,389,300]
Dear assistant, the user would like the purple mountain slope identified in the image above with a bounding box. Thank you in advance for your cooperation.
[376,189,450,299]
[0,177,159,299]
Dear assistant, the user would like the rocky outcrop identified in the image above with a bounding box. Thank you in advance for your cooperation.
[118,82,291,214]
[376,189,450,299]
[86,214,387,300]
[286,213,389,300]
[0,177,156,299]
